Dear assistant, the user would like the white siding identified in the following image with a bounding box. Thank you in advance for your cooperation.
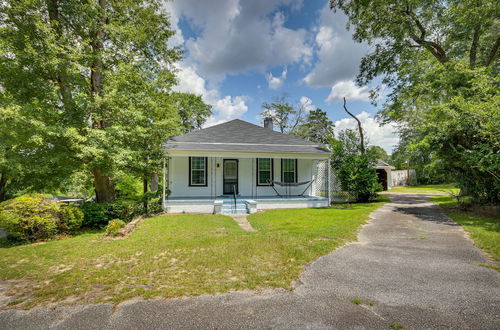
[168,156,316,198]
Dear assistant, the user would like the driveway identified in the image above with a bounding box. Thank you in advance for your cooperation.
[1,194,499,329]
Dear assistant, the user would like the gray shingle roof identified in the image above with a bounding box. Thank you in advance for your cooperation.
[164,119,330,155]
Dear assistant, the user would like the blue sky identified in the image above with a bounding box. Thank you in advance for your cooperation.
[165,0,399,152]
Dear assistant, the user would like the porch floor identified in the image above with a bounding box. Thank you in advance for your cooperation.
[165,195,328,202]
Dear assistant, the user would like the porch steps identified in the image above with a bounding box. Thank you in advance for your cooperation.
[221,200,248,215]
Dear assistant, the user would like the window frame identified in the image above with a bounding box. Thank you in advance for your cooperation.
[256,158,274,186]
[188,156,208,187]
[281,158,298,183]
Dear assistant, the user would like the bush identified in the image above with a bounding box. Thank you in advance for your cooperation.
[147,197,163,215]
[105,219,125,236]
[81,199,143,228]
[81,202,109,228]
[331,130,382,202]
[0,194,83,242]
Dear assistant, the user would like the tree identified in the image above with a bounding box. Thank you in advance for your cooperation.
[330,0,500,203]
[330,130,382,202]
[296,108,335,145]
[368,146,389,163]
[0,0,183,202]
[330,0,499,89]
[173,93,213,133]
[261,96,307,133]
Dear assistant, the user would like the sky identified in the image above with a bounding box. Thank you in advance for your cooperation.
[164,0,399,153]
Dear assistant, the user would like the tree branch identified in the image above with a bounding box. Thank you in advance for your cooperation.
[469,24,481,68]
[486,36,500,67]
[343,97,365,154]
[46,0,74,108]
[402,7,449,64]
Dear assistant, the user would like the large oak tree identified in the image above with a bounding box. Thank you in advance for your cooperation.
[0,0,188,202]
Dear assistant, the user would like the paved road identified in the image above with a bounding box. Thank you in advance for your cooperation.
[1,194,499,329]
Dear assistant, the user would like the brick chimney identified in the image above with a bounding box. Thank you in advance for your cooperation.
[263,117,273,130]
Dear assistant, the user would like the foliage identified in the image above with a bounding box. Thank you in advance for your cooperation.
[81,199,142,228]
[394,64,499,201]
[296,109,335,144]
[115,173,143,200]
[173,92,212,133]
[105,219,126,237]
[330,130,382,202]
[330,0,500,203]
[147,196,163,215]
[0,194,83,242]
[390,145,451,184]
[0,0,211,203]
[261,96,308,133]
[368,146,389,163]
[0,199,386,308]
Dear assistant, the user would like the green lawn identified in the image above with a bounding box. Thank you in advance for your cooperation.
[0,199,386,309]
[391,184,459,195]
[433,196,499,261]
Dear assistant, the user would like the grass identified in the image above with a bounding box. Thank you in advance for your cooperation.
[0,198,386,309]
[351,298,361,305]
[433,196,499,261]
[389,323,404,329]
[390,184,459,195]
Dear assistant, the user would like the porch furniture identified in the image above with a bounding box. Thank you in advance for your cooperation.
[268,179,314,198]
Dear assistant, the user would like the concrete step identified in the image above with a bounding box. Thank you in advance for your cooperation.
[222,210,249,215]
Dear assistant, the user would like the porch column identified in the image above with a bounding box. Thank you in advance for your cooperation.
[162,157,166,209]
[327,158,331,205]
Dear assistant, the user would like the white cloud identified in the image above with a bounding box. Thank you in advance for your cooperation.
[334,112,399,153]
[266,67,287,90]
[173,63,249,126]
[205,96,248,126]
[167,0,312,77]
[326,80,371,103]
[299,96,315,111]
[303,5,367,87]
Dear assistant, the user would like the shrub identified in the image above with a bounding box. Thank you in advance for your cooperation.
[58,205,84,232]
[0,194,83,242]
[105,219,125,236]
[147,197,163,215]
[81,199,143,228]
[81,202,109,228]
[331,130,382,202]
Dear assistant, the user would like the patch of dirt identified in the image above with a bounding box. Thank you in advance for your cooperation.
[103,214,150,240]
[0,280,32,309]
[49,264,73,274]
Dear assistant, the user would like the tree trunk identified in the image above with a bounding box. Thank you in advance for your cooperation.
[469,24,481,68]
[0,172,7,202]
[343,97,365,154]
[92,167,115,202]
[46,0,75,110]
[89,0,115,202]
[150,172,159,192]
[143,176,148,213]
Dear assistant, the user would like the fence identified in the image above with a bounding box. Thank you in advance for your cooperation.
[312,160,356,202]
[391,169,417,187]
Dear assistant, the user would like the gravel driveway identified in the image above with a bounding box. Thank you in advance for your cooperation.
[1,194,498,329]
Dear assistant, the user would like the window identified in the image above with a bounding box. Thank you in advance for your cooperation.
[257,158,273,186]
[281,159,297,183]
[189,157,207,186]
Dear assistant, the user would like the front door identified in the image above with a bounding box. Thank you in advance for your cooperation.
[223,159,238,195]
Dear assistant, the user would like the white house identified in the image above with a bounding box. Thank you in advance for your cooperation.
[162,119,331,214]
